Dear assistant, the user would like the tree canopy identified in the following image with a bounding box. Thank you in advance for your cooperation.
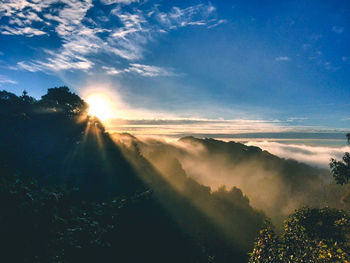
[330,133,350,185]
[249,207,350,262]
[40,86,88,114]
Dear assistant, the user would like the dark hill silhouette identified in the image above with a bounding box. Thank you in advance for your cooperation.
[1,87,345,262]
[0,87,265,263]
[0,88,144,198]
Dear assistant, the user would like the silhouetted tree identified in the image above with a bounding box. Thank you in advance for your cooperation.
[0,90,35,116]
[20,89,36,104]
[330,133,350,185]
[0,90,18,102]
[0,90,20,115]
[40,86,87,115]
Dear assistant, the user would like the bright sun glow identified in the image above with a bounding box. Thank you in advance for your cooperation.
[86,93,114,121]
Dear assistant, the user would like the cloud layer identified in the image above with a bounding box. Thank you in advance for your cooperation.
[106,117,348,139]
[115,135,348,228]
[245,140,350,168]
[0,75,17,85]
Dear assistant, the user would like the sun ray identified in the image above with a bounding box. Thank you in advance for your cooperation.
[86,93,114,121]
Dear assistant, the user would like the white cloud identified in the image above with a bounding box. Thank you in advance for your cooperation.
[100,63,176,77]
[108,8,149,60]
[125,63,176,77]
[0,25,46,36]
[0,0,56,35]
[0,75,17,84]
[17,49,94,72]
[100,0,139,5]
[2,1,223,75]
[102,66,122,75]
[245,140,350,168]
[106,3,223,62]
[155,4,219,29]
[17,61,43,72]
[275,56,290,61]
[207,19,227,29]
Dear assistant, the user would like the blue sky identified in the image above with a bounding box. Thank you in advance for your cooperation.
[0,0,349,135]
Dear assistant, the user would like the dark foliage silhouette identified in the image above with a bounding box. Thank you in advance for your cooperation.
[2,87,345,262]
[0,88,266,262]
[330,133,350,185]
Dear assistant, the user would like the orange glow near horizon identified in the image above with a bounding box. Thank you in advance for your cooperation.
[86,93,115,121]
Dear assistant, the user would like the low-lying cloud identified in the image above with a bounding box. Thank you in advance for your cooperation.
[245,140,350,168]
[114,135,349,228]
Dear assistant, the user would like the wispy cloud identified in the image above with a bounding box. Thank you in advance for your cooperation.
[125,63,177,77]
[275,56,290,61]
[155,4,218,29]
[207,19,227,29]
[0,75,17,85]
[100,0,139,5]
[246,140,350,168]
[102,66,122,75]
[0,25,46,37]
[108,7,149,60]
[1,1,224,76]
[0,0,50,23]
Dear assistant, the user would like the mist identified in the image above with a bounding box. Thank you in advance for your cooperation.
[114,135,349,227]
[245,140,350,168]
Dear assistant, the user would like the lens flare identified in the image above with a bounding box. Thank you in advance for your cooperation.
[86,93,114,121]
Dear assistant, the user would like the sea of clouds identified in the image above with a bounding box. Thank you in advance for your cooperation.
[245,140,350,168]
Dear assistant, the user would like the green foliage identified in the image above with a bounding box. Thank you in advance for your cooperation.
[282,207,350,262]
[330,152,350,185]
[330,133,350,185]
[249,220,280,263]
[249,207,350,263]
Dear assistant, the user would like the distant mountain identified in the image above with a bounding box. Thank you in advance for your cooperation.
[113,134,348,226]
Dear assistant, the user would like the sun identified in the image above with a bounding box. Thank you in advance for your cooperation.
[86,93,114,121]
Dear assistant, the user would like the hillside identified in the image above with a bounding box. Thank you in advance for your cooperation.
[0,87,347,262]
[0,88,265,262]
[113,134,348,226]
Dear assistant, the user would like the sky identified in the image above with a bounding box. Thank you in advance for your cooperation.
[0,0,350,138]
